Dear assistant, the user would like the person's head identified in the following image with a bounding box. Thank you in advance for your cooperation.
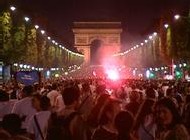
[185,94,190,104]
[0,90,9,102]
[51,83,57,90]
[82,82,90,92]
[2,114,22,135]
[166,87,175,97]
[62,86,80,107]
[22,85,34,97]
[175,94,184,107]
[145,87,156,99]
[96,84,106,95]
[115,111,134,138]
[155,97,182,129]
[99,98,121,125]
[134,99,155,130]
[86,93,110,128]
[129,91,140,102]
[32,94,51,111]
[40,96,51,111]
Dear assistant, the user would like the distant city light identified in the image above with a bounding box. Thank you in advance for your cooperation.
[52,40,55,44]
[55,74,59,78]
[10,6,16,11]
[65,72,68,75]
[153,32,157,36]
[174,14,180,20]
[35,25,39,29]
[183,63,187,67]
[146,70,150,78]
[47,36,51,40]
[173,64,177,69]
[164,24,169,29]
[149,35,153,40]
[24,17,30,22]
[13,63,18,66]
[19,64,23,68]
[41,30,45,34]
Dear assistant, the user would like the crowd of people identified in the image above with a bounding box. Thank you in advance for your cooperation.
[0,78,190,140]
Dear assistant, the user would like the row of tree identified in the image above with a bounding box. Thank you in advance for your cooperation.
[160,13,190,65]
[123,12,190,68]
[0,10,84,69]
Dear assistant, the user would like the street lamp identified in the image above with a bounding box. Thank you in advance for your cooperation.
[164,24,169,29]
[24,17,30,22]
[149,35,153,40]
[153,32,157,36]
[10,6,16,11]
[41,30,45,34]
[174,14,180,20]
[35,25,39,29]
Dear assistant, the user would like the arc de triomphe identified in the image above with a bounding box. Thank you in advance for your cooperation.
[73,22,122,65]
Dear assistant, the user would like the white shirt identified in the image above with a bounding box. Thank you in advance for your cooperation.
[12,97,37,129]
[47,90,60,107]
[55,95,65,112]
[28,111,51,140]
[0,100,17,121]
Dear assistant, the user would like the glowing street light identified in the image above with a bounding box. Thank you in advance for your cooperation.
[149,35,153,40]
[47,36,51,40]
[24,17,30,22]
[141,43,144,46]
[164,24,169,29]
[153,32,157,36]
[10,6,16,11]
[41,30,45,34]
[144,40,148,43]
[35,25,39,29]
[183,63,187,67]
[174,14,180,20]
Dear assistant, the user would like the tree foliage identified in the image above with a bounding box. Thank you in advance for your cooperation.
[0,9,84,68]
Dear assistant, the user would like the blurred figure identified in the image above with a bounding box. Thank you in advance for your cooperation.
[12,86,36,130]
[183,94,190,134]
[133,99,156,140]
[115,111,135,140]
[47,83,59,107]
[2,113,31,140]
[155,97,189,140]
[125,91,140,116]
[92,98,121,140]
[27,94,51,140]
[46,86,87,140]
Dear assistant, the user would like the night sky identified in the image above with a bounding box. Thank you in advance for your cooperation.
[2,0,190,50]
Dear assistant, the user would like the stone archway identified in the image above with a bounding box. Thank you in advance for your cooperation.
[73,22,122,65]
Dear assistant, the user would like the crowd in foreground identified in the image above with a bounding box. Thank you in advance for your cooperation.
[0,78,190,140]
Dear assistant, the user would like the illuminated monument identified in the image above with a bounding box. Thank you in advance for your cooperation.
[73,22,122,65]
